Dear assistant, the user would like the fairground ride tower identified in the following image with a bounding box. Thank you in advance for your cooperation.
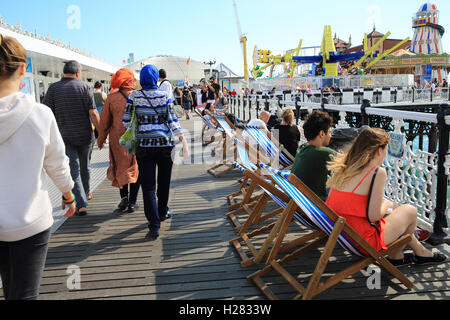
[411,3,445,54]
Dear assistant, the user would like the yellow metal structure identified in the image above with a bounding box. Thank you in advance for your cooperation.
[320,25,338,77]
[350,32,391,71]
[251,40,302,78]
[241,36,249,82]
[250,24,409,78]
[363,37,410,71]
[349,31,410,74]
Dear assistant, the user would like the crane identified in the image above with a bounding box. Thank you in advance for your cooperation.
[232,0,249,82]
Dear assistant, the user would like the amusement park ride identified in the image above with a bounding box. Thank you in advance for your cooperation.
[251,25,410,79]
[231,0,423,81]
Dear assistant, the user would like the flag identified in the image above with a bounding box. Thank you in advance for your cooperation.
[187,57,191,66]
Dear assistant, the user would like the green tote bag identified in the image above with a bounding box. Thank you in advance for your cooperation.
[119,95,138,155]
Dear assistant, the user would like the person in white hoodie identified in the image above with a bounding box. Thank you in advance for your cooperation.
[0,34,76,300]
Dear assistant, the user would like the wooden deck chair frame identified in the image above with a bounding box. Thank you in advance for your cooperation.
[229,167,322,268]
[226,135,272,211]
[226,162,289,238]
[226,125,292,209]
[194,108,218,146]
[247,166,413,300]
[204,112,238,178]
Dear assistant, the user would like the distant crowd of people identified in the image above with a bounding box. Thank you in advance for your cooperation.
[171,76,230,120]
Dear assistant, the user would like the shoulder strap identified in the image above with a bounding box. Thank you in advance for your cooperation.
[366,167,380,235]
[352,166,378,193]
[118,90,128,101]
[159,79,170,87]
[139,90,171,131]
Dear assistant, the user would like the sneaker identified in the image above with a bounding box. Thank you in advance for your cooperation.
[414,252,447,266]
[147,230,160,240]
[118,197,128,212]
[160,209,173,222]
[414,229,431,242]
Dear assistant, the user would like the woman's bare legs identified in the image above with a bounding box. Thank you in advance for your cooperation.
[383,204,434,260]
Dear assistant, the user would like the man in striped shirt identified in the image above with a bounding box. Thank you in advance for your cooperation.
[43,60,100,216]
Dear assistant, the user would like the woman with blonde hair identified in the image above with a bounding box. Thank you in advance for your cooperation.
[325,128,446,266]
[98,69,140,213]
[0,34,75,299]
[272,108,300,158]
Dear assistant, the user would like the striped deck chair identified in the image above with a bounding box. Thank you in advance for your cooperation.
[226,138,263,213]
[194,108,219,146]
[206,114,238,178]
[242,125,295,170]
[226,136,278,216]
[229,164,322,268]
[248,164,413,300]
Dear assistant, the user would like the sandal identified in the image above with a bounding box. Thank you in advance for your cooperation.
[387,253,415,267]
[414,252,447,265]
[75,209,87,217]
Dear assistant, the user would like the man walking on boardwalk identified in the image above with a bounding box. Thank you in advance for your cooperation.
[158,69,174,103]
[43,60,100,216]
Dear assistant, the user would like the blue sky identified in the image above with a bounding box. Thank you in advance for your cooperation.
[1,0,449,77]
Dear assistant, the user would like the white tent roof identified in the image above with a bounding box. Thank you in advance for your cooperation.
[128,55,205,85]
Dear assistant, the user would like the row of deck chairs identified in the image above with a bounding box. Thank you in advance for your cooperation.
[223,136,413,300]
[195,108,295,178]
[195,109,414,300]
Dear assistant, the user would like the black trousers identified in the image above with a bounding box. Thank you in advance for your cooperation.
[0,228,51,300]
[136,147,174,232]
[119,176,141,205]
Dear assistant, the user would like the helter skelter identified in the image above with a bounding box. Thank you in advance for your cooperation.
[411,2,445,55]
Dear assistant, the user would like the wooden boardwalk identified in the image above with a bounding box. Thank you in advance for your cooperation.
[1,115,450,300]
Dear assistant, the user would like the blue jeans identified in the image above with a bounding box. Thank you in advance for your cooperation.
[0,228,51,300]
[65,141,94,209]
[136,147,174,232]
[96,106,103,116]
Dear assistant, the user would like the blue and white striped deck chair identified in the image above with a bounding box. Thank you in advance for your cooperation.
[214,115,236,139]
[228,143,322,267]
[227,136,277,211]
[229,138,291,212]
[206,114,237,178]
[226,138,269,227]
[242,125,294,170]
[248,163,414,300]
[194,108,219,146]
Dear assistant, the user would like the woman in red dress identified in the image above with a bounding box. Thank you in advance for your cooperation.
[326,128,446,266]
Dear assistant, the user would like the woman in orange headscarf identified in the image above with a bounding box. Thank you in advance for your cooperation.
[97,69,140,213]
